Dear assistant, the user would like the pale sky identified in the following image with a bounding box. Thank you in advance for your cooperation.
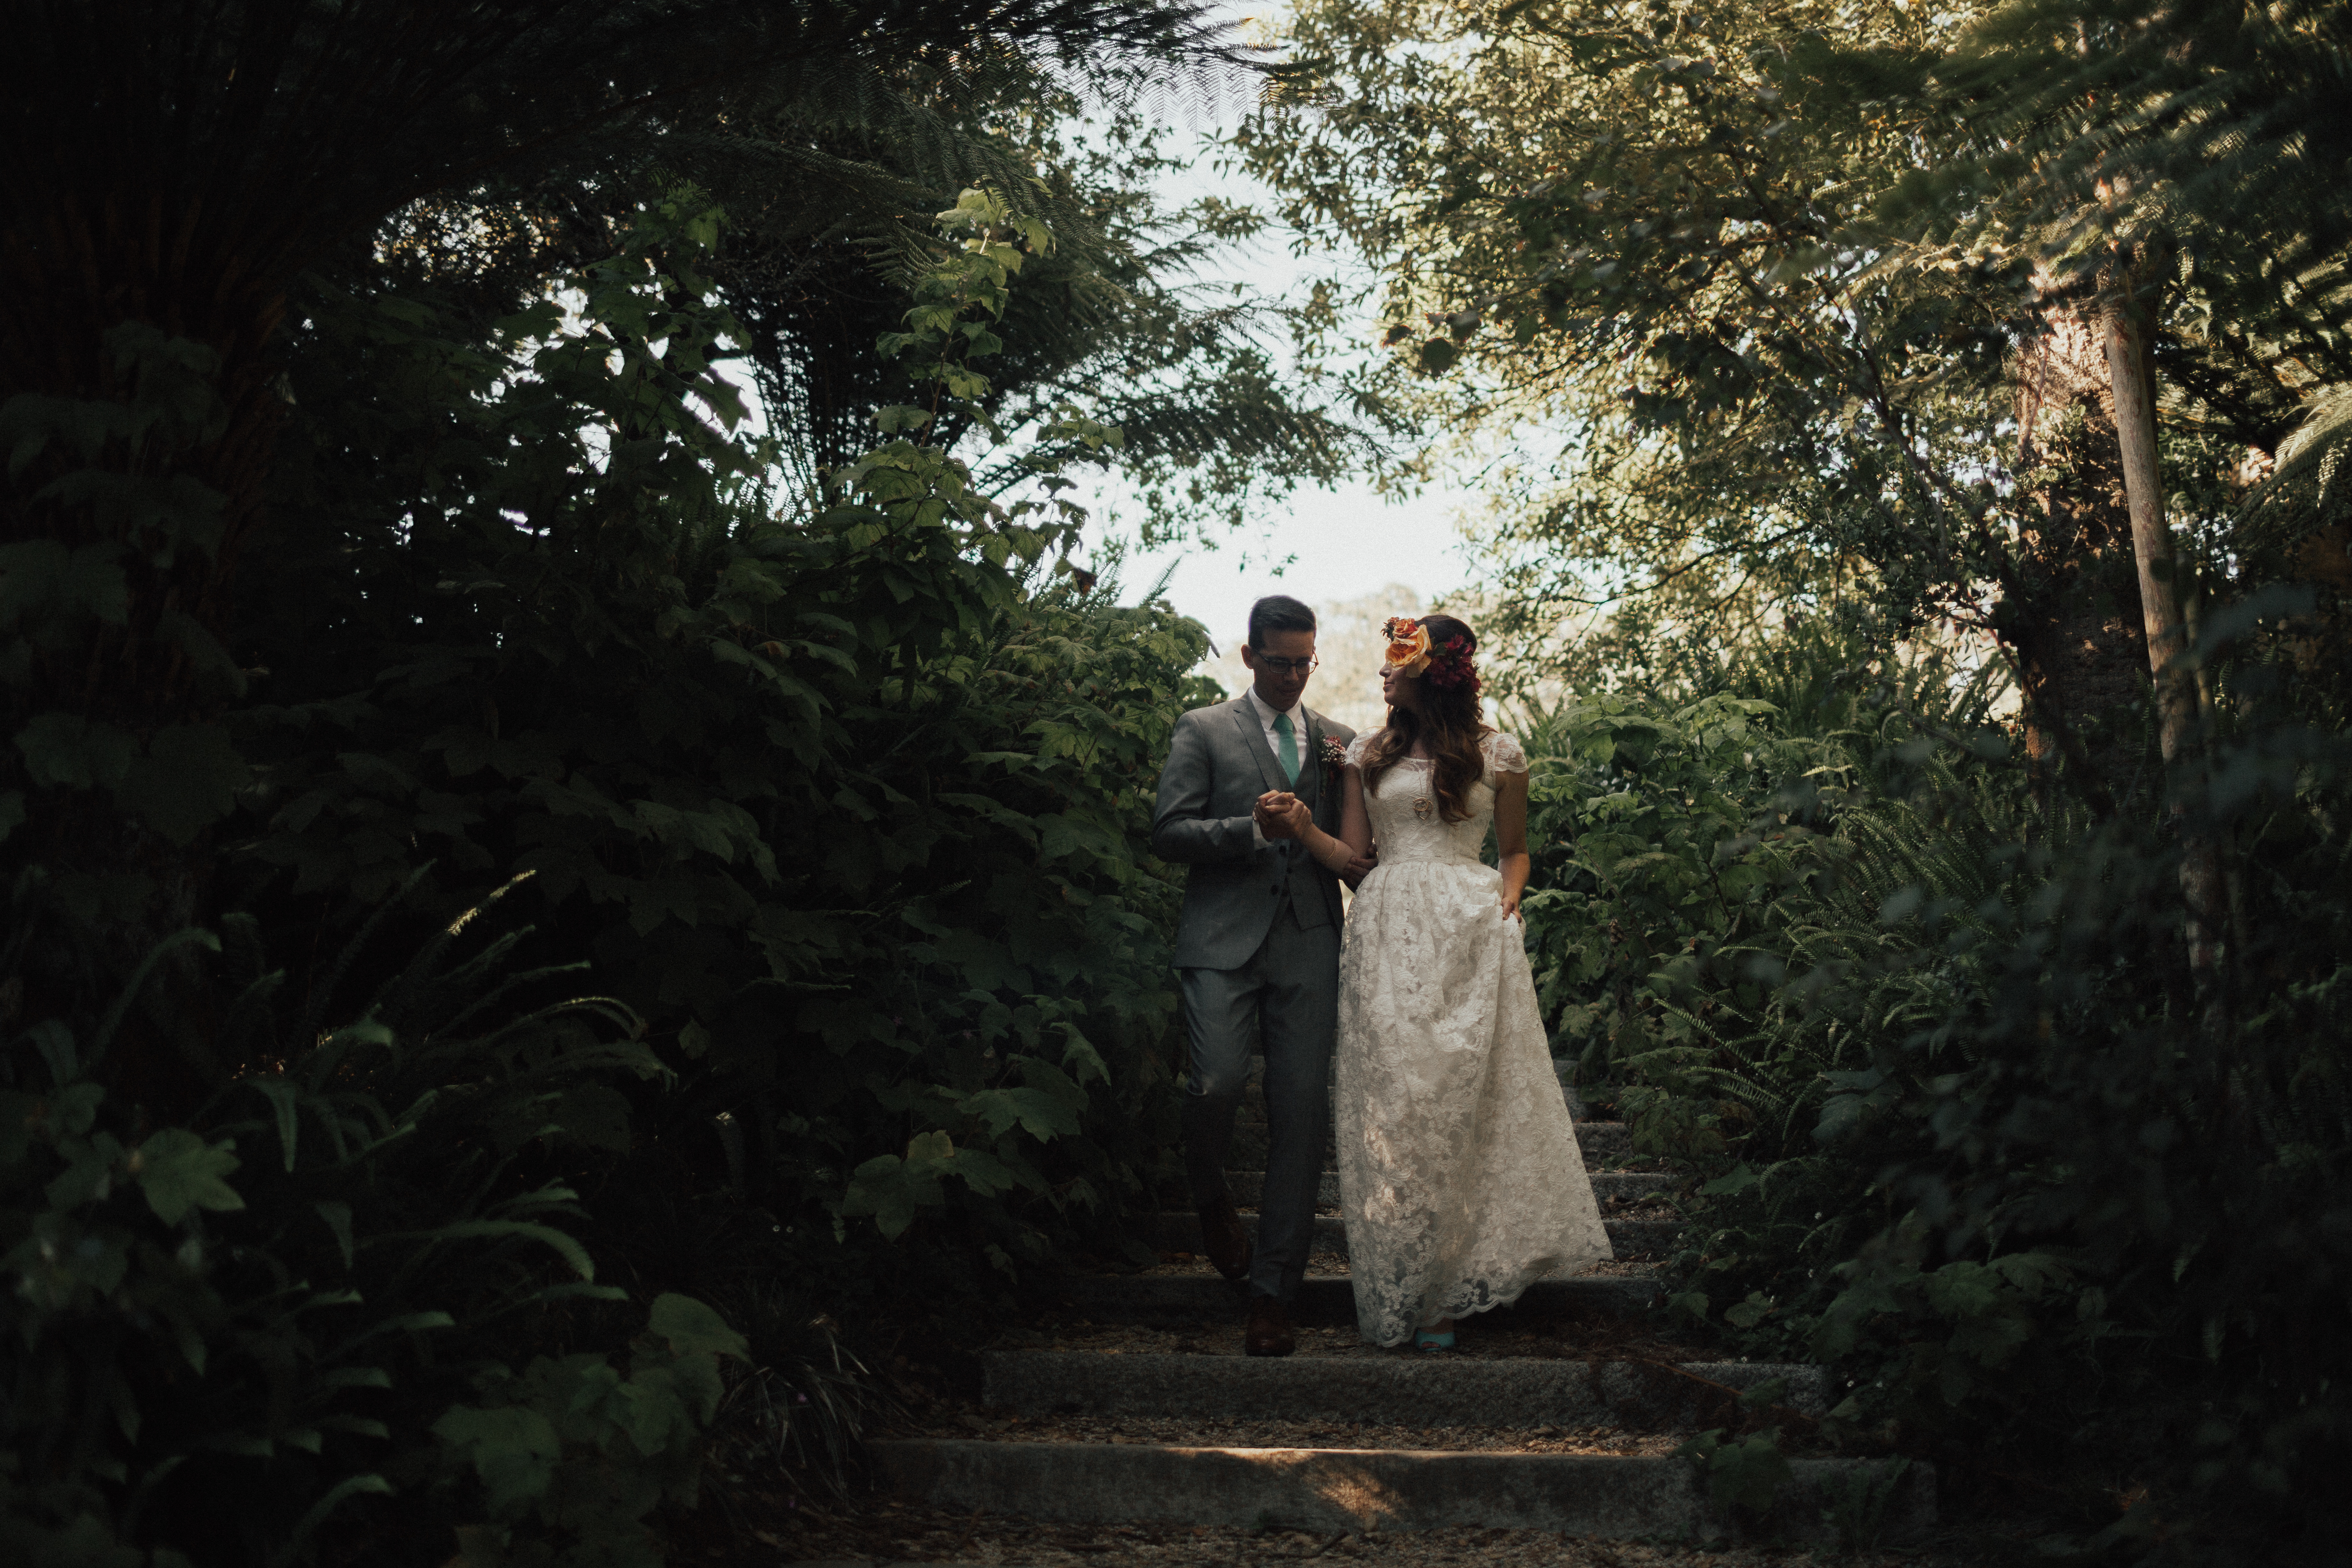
[1070,18,1491,679]
[712,6,1502,673]
[1096,482,1482,665]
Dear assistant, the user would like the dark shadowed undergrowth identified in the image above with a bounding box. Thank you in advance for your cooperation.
[1517,620,2352,1561]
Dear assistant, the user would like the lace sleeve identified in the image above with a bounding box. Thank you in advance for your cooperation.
[1344,732,1378,768]
[1483,730,1529,776]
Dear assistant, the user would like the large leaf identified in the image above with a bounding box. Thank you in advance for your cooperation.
[647,1293,748,1364]
[134,1129,245,1224]
[432,1405,562,1515]
[962,1086,1081,1142]
[15,713,136,791]
[0,539,128,635]
[116,724,251,844]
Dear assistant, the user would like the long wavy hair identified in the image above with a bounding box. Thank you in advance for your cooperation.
[1359,614,1490,823]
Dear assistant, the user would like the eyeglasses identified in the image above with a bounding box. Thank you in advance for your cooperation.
[1250,655,1319,675]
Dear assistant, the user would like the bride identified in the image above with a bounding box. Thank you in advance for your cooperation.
[1256,613,1611,1349]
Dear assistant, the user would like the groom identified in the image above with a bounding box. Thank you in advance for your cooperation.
[1150,595,1367,1357]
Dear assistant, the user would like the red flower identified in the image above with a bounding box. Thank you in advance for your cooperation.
[1425,637,1480,694]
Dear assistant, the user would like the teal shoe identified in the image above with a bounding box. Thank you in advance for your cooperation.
[1413,1328,1456,1352]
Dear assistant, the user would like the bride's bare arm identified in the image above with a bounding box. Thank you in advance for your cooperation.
[1494,770,1532,921]
[1331,767,1374,869]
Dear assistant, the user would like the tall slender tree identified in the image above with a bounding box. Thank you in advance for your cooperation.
[1896,0,2352,970]
[1235,0,2348,754]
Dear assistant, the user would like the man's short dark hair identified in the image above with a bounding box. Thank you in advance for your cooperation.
[1247,595,1317,647]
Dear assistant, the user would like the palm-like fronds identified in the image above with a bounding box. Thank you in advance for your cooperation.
[1921,0,2352,304]
[2243,385,2352,550]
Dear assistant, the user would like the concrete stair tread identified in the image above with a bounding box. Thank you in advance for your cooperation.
[1054,1269,1663,1326]
[980,1347,1833,1425]
[905,1416,1679,1455]
[856,1093,1936,1546]
[1006,1320,1687,1359]
[1204,1202,1681,1222]
[871,1437,1933,1542]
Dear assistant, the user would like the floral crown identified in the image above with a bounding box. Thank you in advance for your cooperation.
[1381,616,1480,694]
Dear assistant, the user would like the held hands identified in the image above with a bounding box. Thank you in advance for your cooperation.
[1259,791,1376,887]
[1253,790,1313,841]
[1255,789,1490,906]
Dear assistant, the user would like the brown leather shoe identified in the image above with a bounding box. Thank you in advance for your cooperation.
[1197,1194,1252,1284]
[1244,1295,1296,1357]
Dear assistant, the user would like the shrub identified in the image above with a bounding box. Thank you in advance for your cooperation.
[223,193,1209,1300]
[0,892,742,1568]
[1520,623,2352,1554]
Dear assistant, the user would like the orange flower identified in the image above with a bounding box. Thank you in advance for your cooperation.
[1382,616,1432,677]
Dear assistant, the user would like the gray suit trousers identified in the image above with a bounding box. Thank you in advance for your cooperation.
[1180,897,1340,1304]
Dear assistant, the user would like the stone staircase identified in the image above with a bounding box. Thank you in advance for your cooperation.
[853,1068,1931,1549]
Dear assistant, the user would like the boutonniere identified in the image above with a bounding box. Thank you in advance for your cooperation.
[1321,735,1349,779]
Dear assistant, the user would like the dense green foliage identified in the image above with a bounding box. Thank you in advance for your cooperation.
[13,0,2352,1563]
[237,193,1207,1270]
[1516,618,2352,1555]
[3,885,753,1568]
[1238,0,2351,737]
[3,181,1220,1562]
[2,5,1273,1553]
[1228,2,2352,1550]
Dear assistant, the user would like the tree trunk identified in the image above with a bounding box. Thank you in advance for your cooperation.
[2102,271,2226,977]
[2103,299,2195,757]
[2009,285,2151,809]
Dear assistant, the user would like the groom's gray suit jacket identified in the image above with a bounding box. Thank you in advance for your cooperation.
[1150,696,1355,970]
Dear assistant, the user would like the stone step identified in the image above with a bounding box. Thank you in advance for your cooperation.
[1613,1219,1682,1256]
[869,1439,1933,1543]
[1224,1168,1678,1208]
[1055,1271,1661,1326]
[1593,1168,1681,1203]
[1146,1212,1682,1259]
[982,1350,1828,1426]
[1225,1118,1633,1171]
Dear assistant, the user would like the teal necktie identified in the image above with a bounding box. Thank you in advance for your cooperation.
[1272,710,1299,787]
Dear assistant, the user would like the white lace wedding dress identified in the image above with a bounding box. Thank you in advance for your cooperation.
[1335,730,1612,1345]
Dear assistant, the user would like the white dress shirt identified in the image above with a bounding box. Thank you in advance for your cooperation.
[1246,686,1307,846]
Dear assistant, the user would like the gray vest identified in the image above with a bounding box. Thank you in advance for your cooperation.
[1148,696,1355,970]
